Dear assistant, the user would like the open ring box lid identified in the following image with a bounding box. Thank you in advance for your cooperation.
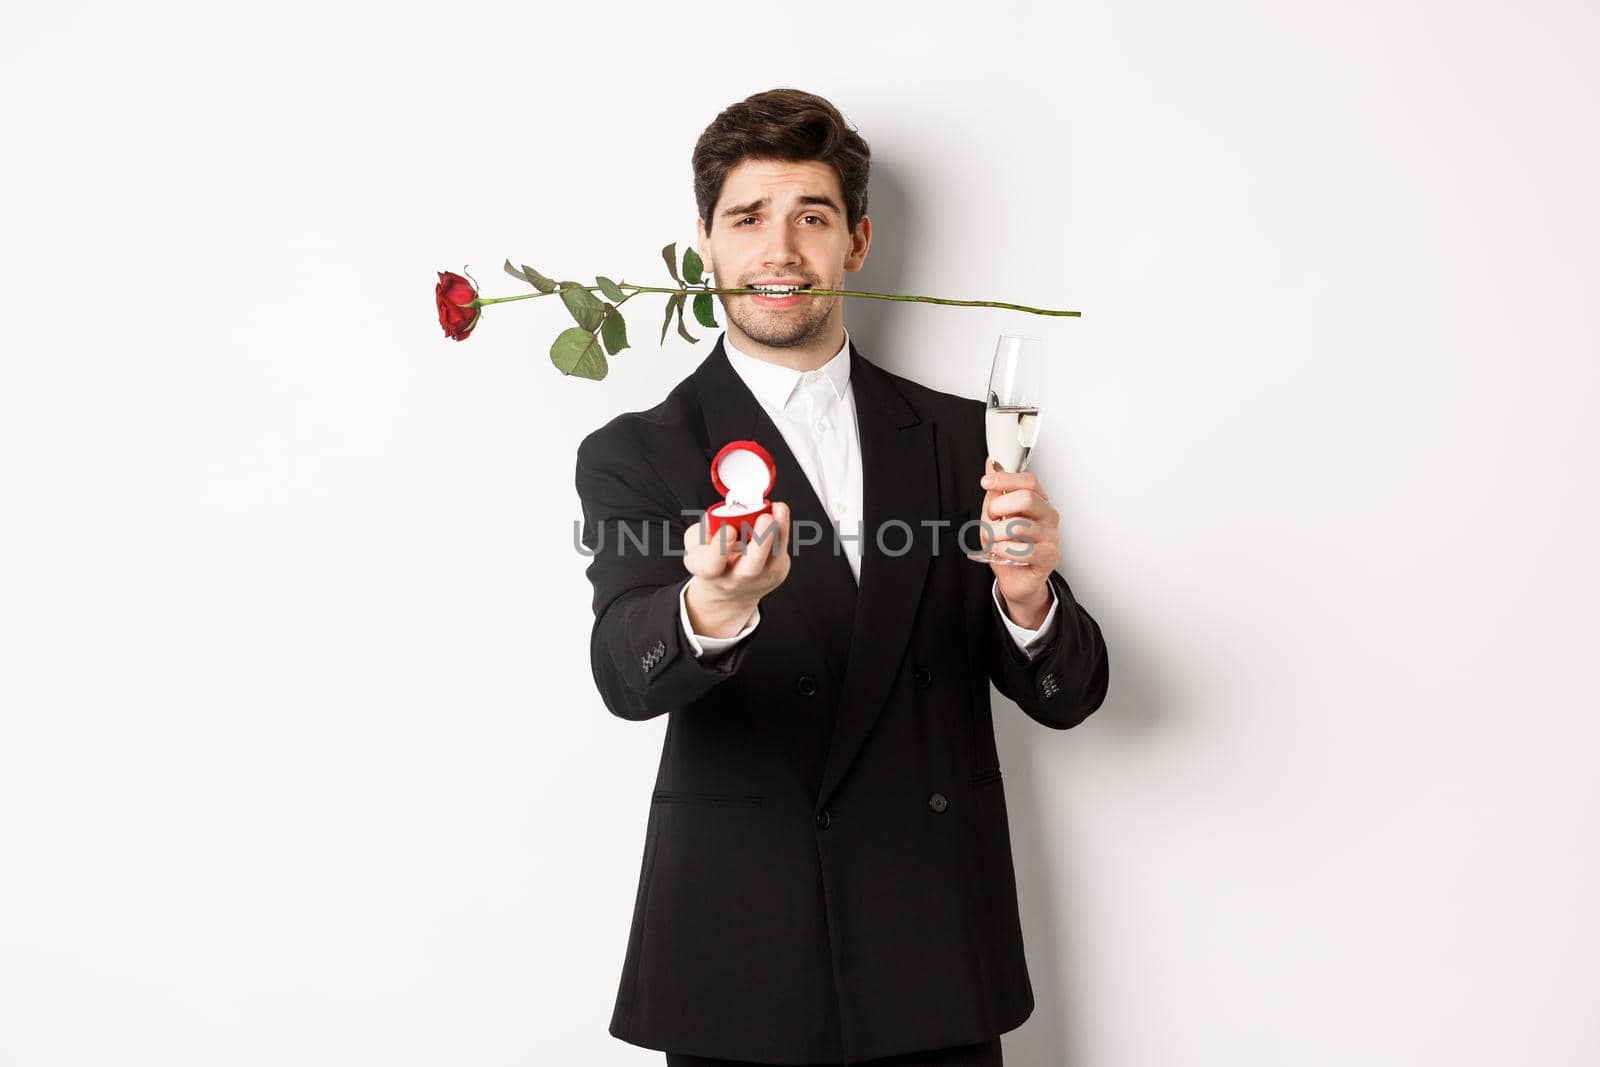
[706,438,776,540]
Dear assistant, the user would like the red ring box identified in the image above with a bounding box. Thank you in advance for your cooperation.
[706,439,776,542]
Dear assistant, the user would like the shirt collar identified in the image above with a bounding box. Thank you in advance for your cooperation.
[722,328,852,415]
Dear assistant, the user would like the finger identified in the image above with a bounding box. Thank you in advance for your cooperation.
[732,513,779,578]
[981,457,1040,495]
[977,516,1022,554]
[684,516,741,576]
[686,538,736,578]
[986,488,1055,521]
[686,512,731,552]
[988,514,1058,552]
[985,538,1045,566]
[764,503,791,574]
[989,536,1059,569]
[981,488,1000,526]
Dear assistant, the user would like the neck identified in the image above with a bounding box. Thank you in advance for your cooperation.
[726,320,847,372]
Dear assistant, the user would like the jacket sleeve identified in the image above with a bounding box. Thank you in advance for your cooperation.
[679,577,761,659]
[993,577,1059,660]
[574,428,754,721]
[984,568,1110,729]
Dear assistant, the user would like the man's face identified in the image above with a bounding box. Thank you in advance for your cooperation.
[695,158,871,351]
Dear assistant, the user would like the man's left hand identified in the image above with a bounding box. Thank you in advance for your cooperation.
[980,457,1061,629]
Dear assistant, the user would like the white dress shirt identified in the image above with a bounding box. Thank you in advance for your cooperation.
[681,328,1059,661]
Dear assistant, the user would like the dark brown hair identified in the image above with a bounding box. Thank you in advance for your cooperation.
[692,88,871,237]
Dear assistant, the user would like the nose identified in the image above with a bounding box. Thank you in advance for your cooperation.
[760,228,802,275]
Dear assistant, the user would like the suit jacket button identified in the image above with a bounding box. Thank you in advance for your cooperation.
[928,792,948,813]
[796,675,817,696]
[815,809,831,829]
[913,666,933,688]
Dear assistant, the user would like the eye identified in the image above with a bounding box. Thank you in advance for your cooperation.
[735,215,826,226]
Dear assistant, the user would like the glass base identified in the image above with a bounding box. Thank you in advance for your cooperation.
[966,551,1031,567]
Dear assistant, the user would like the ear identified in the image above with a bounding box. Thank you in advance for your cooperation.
[844,214,871,272]
[695,215,713,277]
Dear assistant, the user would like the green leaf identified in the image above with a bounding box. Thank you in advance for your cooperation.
[503,260,526,283]
[550,327,608,380]
[673,293,697,344]
[661,242,682,284]
[516,263,557,293]
[682,247,703,285]
[595,275,626,303]
[660,292,678,345]
[692,292,718,329]
[559,281,606,331]
[600,306,630,356]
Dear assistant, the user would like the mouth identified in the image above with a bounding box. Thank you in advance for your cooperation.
[748,280,812,308]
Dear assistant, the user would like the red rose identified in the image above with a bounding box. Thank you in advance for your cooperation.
[436,271,481,340]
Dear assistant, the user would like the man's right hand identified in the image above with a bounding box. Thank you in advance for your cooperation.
[682,502,792,639]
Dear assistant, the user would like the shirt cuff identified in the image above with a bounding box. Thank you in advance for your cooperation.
[992,578,1059,661]
[680,576,761,658]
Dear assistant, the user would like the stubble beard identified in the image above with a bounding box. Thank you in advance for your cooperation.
[724,289,837,349]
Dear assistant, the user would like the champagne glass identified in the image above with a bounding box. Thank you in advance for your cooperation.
[967,333,1043,567]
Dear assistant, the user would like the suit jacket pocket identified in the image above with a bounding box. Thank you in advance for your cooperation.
[651,789,764,807]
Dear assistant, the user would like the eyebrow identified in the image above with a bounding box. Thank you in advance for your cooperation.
[719,194,842,218]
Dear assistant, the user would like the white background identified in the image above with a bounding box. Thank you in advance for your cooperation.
[2,1,1596,1064]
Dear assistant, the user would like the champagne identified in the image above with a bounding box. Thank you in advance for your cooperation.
[969,334,1045,567]
[985,404,1041,473]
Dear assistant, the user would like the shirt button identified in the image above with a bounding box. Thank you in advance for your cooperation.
[928,793,948,813]
[796,675,817,696]
[815,418,830,434]
[815,809,831,829]
[914,666,933,688]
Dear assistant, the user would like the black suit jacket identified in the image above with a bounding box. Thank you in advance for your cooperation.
[573,333,1110,1064]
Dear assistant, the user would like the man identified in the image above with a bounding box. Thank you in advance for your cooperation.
[574,89,1110,1066]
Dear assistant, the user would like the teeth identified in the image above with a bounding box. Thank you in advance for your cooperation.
[752,284,801,294]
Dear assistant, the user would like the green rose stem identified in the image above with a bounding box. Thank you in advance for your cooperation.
[469,284,1080,317]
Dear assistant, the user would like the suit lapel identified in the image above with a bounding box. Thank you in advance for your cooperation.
[816,343,936,810]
